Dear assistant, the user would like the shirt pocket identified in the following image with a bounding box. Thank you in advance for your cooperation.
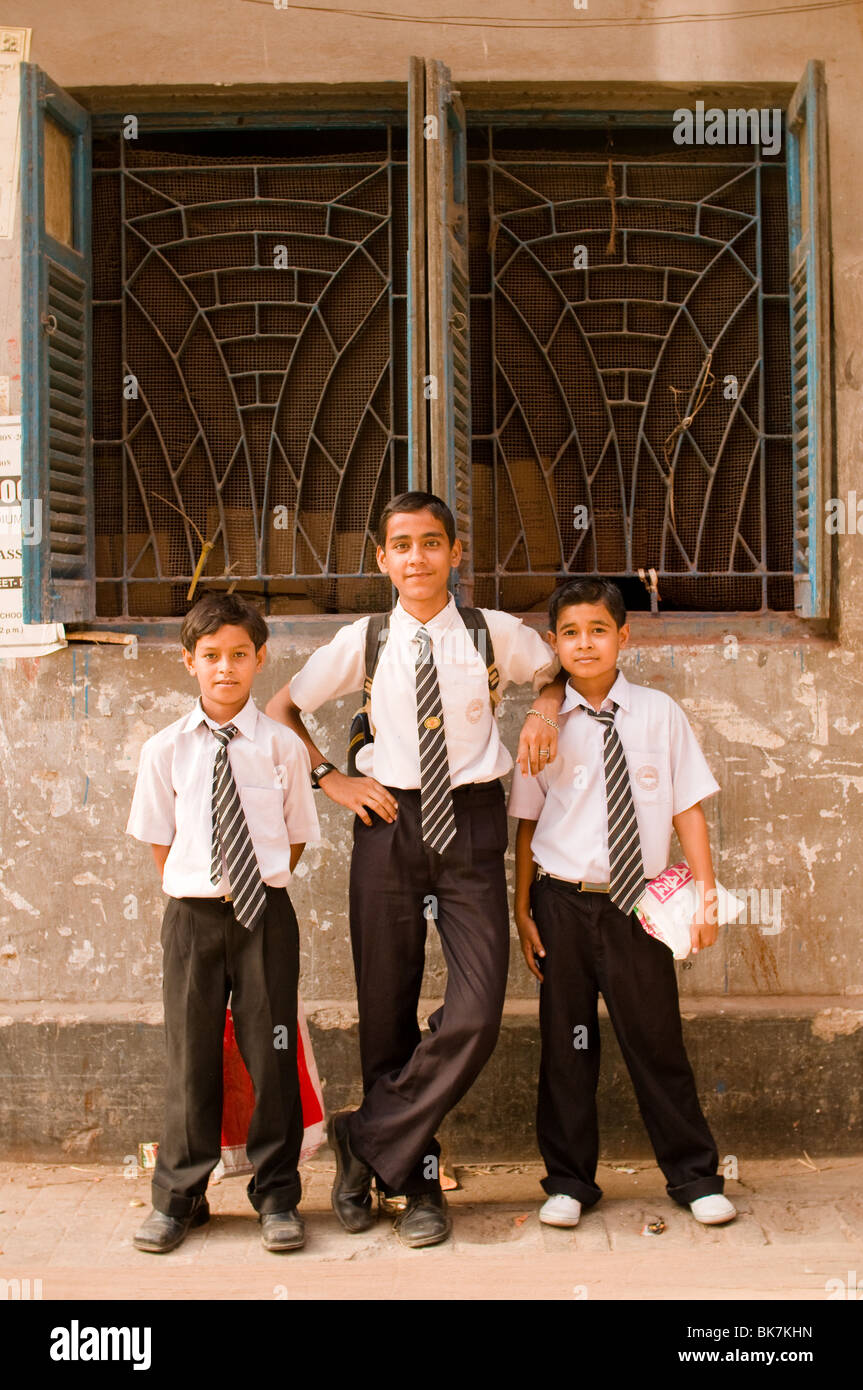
[441,654,493,746]
[623,748,671,805]
[237,785,291,850]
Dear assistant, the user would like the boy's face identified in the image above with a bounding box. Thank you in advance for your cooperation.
[376,508,461,604]
[182,623,264,720]
[549,601,629,683]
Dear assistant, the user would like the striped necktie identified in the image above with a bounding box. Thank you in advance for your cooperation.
[209,724,267,931]
[584,702,645,916]
[415,625,456,854]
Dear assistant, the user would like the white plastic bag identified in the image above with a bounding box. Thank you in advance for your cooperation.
[633,861,745,960]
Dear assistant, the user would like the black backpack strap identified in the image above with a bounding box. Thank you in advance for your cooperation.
[456,606,501,709]
[360,613,389,731]
[363,613,389,693]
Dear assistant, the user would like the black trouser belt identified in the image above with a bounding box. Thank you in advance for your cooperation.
[535,867,610,893]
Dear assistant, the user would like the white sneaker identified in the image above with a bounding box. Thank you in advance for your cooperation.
[539,1194,582,1227]
[689,1194,737,1225]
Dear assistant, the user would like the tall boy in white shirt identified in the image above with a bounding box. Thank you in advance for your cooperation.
[265,490,561,1247]
[126,593,320,1253]
[509,577,737,1229]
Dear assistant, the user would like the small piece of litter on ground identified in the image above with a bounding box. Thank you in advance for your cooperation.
[439,1164,459,1191]
[798,1151,819,1172]
[513,1214,529,1226]
[612,1166,636,1174]
[129,1199,145,1208]
[641,1219,666,1235]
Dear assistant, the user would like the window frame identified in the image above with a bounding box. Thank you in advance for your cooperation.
[18,73,834,637]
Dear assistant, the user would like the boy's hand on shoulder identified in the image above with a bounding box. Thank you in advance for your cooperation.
[515,905,546,982]
[319,769,398,826]
[516,696,560,777]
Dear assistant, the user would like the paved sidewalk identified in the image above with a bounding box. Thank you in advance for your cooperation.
[1,1155,861,1300]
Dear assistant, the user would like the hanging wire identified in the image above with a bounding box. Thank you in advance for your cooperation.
[604,129,618,257]
[238,0,863,30]
[661,351,715,533]
[151,493,238,601]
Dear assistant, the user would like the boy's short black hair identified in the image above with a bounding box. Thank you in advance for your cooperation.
[548,577,628,631]
[377,491,456,547]
[180,591,269,654]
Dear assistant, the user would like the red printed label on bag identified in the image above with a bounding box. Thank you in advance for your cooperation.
[645,862,692,903]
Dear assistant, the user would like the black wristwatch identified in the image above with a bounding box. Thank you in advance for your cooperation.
[310,760,337,789]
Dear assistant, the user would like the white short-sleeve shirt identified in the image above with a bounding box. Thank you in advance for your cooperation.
[126,695,320,899]
[507,670,720,881]
[289,594,558,789]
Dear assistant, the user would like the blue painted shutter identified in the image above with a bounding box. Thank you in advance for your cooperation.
[425,59,473,603]
[787,61,833,620]
[20,64,93,624]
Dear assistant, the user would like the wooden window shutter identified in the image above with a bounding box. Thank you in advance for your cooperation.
[20,64,93,624]
[787,60,834,620]
[424,59,473,603]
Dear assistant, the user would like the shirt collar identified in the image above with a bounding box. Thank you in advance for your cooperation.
[391,592,458,636]
[182,694,259,739]
[561,668,632,716]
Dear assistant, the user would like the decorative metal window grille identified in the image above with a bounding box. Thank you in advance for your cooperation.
[465,126,794,612]
[91,128,408,617]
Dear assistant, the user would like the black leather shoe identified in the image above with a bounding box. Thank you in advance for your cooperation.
[393,1192,452,1248]
[327,1110,376,1233]
[133,1197,209,1253]
[261,1209,305,1252]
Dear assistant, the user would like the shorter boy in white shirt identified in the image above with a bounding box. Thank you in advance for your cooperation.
[509,578,736,1229]
[126,593,320,1253]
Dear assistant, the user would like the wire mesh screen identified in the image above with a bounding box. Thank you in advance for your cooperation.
[466,126,794,612]
[92,128,408,616]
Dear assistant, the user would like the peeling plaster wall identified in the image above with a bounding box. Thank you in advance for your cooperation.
[1,633,860,1004]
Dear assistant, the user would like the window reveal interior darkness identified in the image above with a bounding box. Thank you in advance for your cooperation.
[90,119,795,619]
[91,127,408,617]
[465,125,794,613]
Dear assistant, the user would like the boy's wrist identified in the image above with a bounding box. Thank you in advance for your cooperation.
[310,759,337,789]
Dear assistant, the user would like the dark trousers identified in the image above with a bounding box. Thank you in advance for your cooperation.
[347,781,510,1195]
[531,874,723,1208]
[151,885,303,1218]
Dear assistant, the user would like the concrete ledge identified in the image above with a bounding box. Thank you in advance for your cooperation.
[0,998,861,1162]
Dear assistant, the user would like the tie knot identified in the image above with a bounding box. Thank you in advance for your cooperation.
[585,703,616,727]
[415,626,432,661]
[212,723,238,747]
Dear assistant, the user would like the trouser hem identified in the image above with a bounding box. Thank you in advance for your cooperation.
[352,1128,437,1195]
[247,1176,302,1214]
[540,1175,602,1207]
[667,1173,725,1205]
[150,1183,208,1220]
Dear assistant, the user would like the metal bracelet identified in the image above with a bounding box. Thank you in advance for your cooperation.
[526,709,560,731]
